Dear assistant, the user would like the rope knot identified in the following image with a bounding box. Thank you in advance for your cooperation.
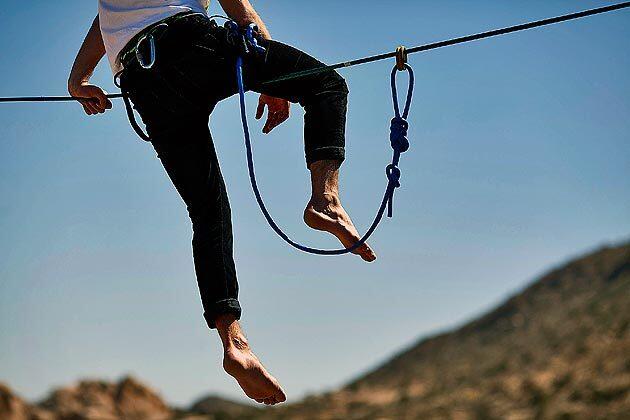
[386,164,402,188]
[385,164,402,217]
[390,116,410,154]
[225,21,266,57]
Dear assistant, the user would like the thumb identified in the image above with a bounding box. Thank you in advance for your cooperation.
[256,97,265,120]
[100,91,113,109]
[95,89,111,109]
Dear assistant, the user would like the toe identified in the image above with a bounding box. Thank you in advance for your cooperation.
[357,244,377,262]
[275,390,287,403]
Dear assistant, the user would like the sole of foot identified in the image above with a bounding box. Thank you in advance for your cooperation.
[303,195,377,262]
[223,347,286,406]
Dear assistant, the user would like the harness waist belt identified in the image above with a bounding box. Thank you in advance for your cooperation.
[119,11,205,69]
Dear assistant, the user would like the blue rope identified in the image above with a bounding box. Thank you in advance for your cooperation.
[233,25,415,255]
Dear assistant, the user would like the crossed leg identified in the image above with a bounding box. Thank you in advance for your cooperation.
[244,40,377,262]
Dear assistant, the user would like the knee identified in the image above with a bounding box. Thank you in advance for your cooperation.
[300,70,348,108]
[323,71,349,96]
[187,203,213,228]
[187,198,230,232]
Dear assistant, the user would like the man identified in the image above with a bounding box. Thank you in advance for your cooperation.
[68,0,376,406]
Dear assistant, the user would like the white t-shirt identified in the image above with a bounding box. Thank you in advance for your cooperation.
[98,0,210,73]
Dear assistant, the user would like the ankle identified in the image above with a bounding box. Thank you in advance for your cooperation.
[215,314,250,351]
[310,192,340,207]
[227,334,249,352]
[309,160,341,199]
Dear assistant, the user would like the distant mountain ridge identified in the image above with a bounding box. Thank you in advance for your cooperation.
[269,242,630,419]
[1,242,628,419]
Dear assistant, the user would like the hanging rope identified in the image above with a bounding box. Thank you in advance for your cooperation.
[230,24,414,255]
[0,1,628,103]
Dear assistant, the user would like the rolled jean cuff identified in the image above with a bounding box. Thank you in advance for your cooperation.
[203,298,242,329]
[306,146,345,167]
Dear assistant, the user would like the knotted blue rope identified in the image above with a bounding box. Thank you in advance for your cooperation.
[387,63,414,217]
[231,23,415,255]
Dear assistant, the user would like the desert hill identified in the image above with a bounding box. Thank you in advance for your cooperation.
[266,242,630,419]
[0,377,255,420]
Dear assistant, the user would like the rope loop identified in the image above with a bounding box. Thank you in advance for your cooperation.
[391,64,415,119]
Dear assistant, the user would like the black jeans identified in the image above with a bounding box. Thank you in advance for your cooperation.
[119,14,348,328]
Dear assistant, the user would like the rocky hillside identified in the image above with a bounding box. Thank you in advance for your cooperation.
[1,377,172,420]
[0,377,258,420]
[266,242,630,419]
[2,242,628,420]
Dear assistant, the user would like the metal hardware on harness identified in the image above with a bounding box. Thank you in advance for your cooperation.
[133,22,169,70]
[224,21,267,57]
[395,46,408,71]
[136,33,157,69]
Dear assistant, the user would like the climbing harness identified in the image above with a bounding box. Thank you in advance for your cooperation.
[111,13,236,143]
[0,2,629,254]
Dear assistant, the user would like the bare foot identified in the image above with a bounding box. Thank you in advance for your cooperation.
[304,193,377,262]
[223,341,286,405]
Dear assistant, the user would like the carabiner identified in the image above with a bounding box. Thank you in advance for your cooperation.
[136,33,157,70]
[395,46,408,72]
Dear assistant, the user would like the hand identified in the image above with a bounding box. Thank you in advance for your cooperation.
[256,94,290,134]
[68,82,113,116]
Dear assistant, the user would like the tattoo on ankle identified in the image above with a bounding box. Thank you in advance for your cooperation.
[230,335,249,350]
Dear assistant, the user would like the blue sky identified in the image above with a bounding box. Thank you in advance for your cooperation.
[0,0,628,407]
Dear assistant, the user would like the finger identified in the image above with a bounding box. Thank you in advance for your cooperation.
[90,97,107,114]
[276,110,290,125]
[256,99,265,120]
[85,100,101,114]
[80,100,95,114]
[96,92,112,110]
[94,102,106,113]
[85,101,101,115]
[77,98,91,114]
[267,111,289,132]
[263,114,279,134]
[85,100,104,114]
